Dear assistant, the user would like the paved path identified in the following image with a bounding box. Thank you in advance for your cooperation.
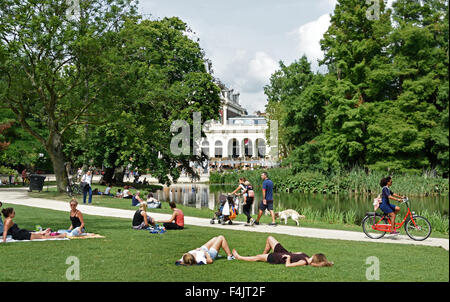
[0,188,448,251]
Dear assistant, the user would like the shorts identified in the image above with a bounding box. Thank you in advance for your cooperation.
[379,202,397,214]
[201,246,218,260]
[259,200,274,211]
[12,229,32,241]
[267,243,289,264]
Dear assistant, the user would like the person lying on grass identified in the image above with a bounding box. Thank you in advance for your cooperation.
[132,203,156,230]
[2,207,66,242]
[156,201,184,230]
[176,235,235,265]
[232,236,333,267]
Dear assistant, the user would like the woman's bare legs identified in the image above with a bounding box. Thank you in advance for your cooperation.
[232,249,269,262]
[30,233,66,240]
[204,235,232,257]
[262,236,279,254]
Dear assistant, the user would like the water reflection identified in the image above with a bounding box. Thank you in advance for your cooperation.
[155,184,449,221]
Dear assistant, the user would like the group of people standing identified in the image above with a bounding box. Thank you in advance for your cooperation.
[229,171,277,226]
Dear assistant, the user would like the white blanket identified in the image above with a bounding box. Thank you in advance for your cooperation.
[0,236,70,243]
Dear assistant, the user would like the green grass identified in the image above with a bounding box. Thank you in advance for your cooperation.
[0,203,448,282]
[28,189,450,238]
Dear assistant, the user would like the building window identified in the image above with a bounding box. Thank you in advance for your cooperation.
[202,140,209,157]
[214,141,223,158]
[228,139,240,158]
[256,139,266,158]
[243,138,253,157]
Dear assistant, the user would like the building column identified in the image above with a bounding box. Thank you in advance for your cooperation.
[223,105,228,125]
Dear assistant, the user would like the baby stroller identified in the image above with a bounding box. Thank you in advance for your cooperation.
[210,194,239,225]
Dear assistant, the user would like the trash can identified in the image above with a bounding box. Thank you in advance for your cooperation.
[29,174,46,192]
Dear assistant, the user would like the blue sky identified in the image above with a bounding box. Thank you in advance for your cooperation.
[138,0,338,114]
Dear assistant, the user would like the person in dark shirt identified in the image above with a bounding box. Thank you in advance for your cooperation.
[379,176,405,235]
[232,236,333,267]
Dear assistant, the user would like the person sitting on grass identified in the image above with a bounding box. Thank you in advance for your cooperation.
[2,207,66,242]
[146,193,161,208]
[232,236,333,267]
[57,199,86,237]
[123,186,132,199]
[132,203,156,230]
[156,201,184,230]
[132,191,145,206]
[176,235,235,265]
[115,188,123,198]
[103,184,113,196]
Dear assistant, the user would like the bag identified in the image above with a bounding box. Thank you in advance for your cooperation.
[229,206,237,220]
[373,194,382,211]
[248,190,255,198]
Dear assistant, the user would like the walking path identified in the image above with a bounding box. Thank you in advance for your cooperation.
[0,188,448,251]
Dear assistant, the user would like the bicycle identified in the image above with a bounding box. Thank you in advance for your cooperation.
[362,197,432,241]
[66,178,82,197]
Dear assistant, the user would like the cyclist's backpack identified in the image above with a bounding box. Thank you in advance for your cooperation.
[373,194,382,211]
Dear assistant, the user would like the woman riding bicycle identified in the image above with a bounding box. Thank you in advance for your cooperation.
[379,176,405,235]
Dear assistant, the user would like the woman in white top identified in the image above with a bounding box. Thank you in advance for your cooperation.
[81,170,93,204]
[176,235,235,265]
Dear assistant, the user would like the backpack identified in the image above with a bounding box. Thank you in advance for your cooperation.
[373,194,382,211]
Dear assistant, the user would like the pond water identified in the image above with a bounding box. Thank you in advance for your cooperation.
[155,184,449,223]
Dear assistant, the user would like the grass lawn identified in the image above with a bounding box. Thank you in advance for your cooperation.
[28,189,450,238]
[0,203,448,282]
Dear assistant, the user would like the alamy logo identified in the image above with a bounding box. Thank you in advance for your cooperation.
[366,0,380,20]
[66,256,80,280]
[365,256,380,280]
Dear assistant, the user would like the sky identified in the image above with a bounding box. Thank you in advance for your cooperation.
[138,0,339,114]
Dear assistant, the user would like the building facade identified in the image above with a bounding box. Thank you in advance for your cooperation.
[200,87,278,170]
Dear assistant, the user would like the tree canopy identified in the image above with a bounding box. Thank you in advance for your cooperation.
[265,0,449,177]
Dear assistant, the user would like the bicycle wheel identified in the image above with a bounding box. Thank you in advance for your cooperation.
[405,215,432,241]
[73,184,82,195]
[362,214,388,239]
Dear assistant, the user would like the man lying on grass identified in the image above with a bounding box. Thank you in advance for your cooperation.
[232,236,333,267]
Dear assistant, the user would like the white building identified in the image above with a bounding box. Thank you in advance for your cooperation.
[200,86,278,170]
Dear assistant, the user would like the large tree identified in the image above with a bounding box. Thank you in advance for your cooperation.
[63,17,222,185]
[0,0,138,191]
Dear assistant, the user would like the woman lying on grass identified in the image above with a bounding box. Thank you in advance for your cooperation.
[2,207,66,242]
[232,236,333,267]
[176,235,235,265]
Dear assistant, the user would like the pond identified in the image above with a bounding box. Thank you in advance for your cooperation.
[155,184,449,223]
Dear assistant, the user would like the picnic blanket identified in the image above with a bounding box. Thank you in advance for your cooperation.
[0,235,69,243]
[0,233,105,243]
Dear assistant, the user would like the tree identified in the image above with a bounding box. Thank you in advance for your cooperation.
[0,0,138,191]
[63,17,222,185]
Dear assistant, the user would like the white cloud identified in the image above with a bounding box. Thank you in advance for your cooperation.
[292,13,331,71]
[213,51,277,113]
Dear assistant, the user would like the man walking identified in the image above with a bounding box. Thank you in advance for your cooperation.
[252,172,276,226]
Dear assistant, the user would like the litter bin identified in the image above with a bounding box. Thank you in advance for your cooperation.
[29,174,46,192]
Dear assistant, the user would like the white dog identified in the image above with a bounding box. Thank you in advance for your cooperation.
[266,209,305,226]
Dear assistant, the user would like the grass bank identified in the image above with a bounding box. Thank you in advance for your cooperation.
[0,204,448,282]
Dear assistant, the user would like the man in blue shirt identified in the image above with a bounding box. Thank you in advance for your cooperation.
[252,172,276,226]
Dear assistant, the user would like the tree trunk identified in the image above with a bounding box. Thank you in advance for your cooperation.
[103,166,115,185]
[47,133,68,193]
